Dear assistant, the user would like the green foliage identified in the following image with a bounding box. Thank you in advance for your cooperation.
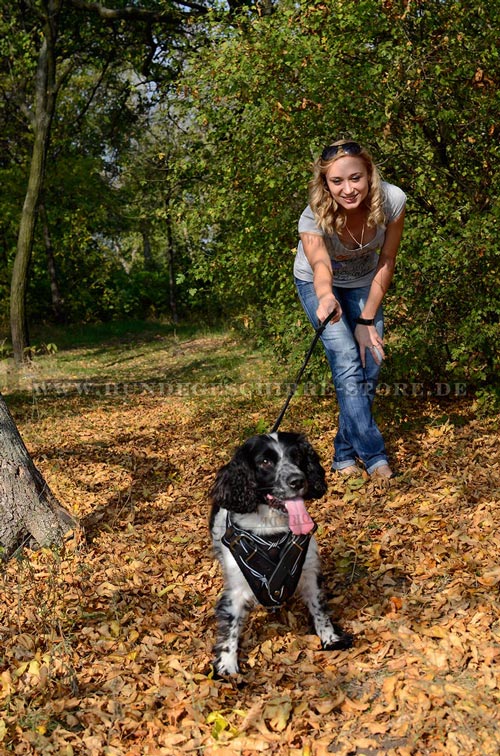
[173,0,500,390]
[26,246,173,324]
[473,385,500,418]
[1,0,498,396]
[0,0,217,336]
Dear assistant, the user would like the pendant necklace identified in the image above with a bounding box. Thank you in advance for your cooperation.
[345,222,365,248]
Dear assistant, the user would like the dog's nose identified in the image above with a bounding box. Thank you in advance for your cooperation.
[287,473,305,491]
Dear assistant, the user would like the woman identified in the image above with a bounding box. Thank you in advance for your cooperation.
[294,139,406,478]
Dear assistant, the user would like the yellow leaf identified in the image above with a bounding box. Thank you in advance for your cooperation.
[158,584,179,596]
[0,719,6,742]
[206,711,238,740]
[23,659,42,685]
[0,672,12,700]
[14,661,29,679]
[371,543,382,559]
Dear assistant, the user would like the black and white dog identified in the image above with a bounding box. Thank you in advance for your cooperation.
[209,431,352,675]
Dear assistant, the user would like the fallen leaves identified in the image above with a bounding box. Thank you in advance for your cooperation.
[1,331,500,754]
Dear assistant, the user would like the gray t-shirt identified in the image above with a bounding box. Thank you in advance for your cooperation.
[294,181,406,288]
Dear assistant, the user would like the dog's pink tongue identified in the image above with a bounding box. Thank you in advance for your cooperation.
[284,498,315,535]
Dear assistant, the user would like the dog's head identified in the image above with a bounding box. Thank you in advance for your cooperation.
[210,432,327,518]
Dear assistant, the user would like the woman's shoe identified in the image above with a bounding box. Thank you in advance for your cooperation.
[338,464,361,477]
[372,464,394,479]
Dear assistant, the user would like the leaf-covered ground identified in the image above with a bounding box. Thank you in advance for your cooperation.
[1,327,499,755]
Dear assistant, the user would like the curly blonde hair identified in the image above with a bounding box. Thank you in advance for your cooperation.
[309,140,385,236]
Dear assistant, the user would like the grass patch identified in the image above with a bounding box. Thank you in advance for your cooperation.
[29,318,207,352]
[3,320,258,380]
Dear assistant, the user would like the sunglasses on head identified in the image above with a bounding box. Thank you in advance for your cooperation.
[321,141,362,161]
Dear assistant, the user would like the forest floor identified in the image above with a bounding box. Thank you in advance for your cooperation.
[1,322,499,756]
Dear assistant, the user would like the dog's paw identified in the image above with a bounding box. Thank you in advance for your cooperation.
[322,632,354,651]
[212,658,240,677]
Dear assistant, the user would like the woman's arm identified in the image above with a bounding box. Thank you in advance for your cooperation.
[300,232,342,324]
[361,210,405,318]
[355,210,406,365]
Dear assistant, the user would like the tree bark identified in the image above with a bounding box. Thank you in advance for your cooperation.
[40,201,66,323]
[165,199,178,324]
[141,220,157,272]
[0,393,78,560]
[10,1,61,365]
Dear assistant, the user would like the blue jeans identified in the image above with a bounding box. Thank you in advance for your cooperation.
[295,278,388,474]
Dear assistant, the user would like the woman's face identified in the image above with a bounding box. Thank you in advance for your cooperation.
[324,156,370,212]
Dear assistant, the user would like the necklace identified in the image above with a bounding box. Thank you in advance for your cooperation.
[345,222,365,248]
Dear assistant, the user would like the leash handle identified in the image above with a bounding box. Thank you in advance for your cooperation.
[270,307,337,433]
[316,307,338,334]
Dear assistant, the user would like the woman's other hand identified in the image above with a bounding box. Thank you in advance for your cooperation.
[355,324,385,367]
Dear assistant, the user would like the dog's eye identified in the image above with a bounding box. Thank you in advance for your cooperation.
[258,457,274,469]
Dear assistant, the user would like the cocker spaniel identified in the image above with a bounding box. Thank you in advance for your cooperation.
[209,431,352,675]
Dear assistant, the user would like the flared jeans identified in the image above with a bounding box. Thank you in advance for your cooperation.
[295,279,388,474]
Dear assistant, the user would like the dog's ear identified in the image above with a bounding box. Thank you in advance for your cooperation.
[298,436,327,499]
[210,447,261,513]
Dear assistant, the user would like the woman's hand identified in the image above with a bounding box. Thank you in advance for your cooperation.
[355,324,385,367]
[316,293,342,326]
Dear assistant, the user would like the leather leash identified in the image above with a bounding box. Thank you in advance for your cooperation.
[271,308,337,433]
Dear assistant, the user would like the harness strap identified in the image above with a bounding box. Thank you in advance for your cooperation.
[222,514,316,608]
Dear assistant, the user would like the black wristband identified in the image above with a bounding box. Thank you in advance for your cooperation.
[356,317,375,326]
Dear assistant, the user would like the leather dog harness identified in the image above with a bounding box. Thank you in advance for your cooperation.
[222,512,317,608]
[219,310,334,608]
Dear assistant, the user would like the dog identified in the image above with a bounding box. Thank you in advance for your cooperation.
[209,431,353,675]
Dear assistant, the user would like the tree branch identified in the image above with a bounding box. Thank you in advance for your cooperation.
[68,0,208,20]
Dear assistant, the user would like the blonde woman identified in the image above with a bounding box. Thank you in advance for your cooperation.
[294,140,406,478]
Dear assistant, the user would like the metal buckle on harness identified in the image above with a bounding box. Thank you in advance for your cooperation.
[227,532,243,550]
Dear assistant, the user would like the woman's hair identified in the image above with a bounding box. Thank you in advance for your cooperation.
[309,140,385,235]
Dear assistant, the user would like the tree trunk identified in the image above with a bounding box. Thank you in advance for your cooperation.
[10,1,61,365]
[165,200,178,324]
[0,393,78,560]
[40,201,66,323]
[141,220,157,272]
